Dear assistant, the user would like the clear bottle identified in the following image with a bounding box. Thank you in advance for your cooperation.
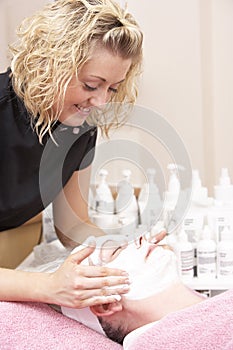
[115,169,138,215]
[116,169,138,234]
[217,226,233,279]
[165,163,180,207]
[163,164,181,232]
[95,169,114,214]
[197,225,217,279]
[191,169,209,206]
[138,168,162,229]
[214,168,233,205]
[176,230,194,279]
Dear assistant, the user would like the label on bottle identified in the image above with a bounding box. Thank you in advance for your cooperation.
[218,250,233,277]
[215,216,228,242]
[180,249,193,276]
[197,250,216,276]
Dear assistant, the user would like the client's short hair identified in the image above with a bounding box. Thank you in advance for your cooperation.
[98,317,128,344]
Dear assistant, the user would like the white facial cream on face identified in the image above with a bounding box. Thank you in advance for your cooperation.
[105,243,180,300]
[77,235,180,301]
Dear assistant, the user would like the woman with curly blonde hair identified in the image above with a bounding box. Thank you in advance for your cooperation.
[0,0,146,308]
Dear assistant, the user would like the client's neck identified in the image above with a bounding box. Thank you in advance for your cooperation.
[153,282,203,319]
[130,281,204,327]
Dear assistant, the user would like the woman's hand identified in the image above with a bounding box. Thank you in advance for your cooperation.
[47,245,130,308]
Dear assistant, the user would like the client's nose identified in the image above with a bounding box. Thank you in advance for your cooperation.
[99,239,128,264]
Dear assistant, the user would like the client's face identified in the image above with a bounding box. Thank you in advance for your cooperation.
[88,235,180,301]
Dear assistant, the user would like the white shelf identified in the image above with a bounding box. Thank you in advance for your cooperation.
[182,277,233,290]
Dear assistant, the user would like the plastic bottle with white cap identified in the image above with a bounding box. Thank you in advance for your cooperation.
[217,226,233,279]
[197,225,217,279]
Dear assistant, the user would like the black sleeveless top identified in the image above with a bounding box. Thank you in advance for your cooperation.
[0,69,97,231]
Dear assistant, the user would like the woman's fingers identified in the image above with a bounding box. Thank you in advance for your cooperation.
[70,294,123,309]
[72,272,130,290]
[50,242,132,308]
[61,283,129,308]
[69,245,96,264]
[77,264,128,278]
[70,282,129,300]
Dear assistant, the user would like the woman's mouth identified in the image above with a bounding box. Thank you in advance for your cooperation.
[74,104,91,117]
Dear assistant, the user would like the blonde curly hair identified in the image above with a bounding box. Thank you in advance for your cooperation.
[10,0,143,143]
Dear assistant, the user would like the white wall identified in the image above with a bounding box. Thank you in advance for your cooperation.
[124,0,233,194]
[1,0,233,195]
[212,0,233,192]
[0,0,48,71]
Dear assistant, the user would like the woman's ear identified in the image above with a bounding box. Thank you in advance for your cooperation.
[90,301,123,317]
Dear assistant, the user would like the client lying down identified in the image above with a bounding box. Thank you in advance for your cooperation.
[26,233,205,347]
[64,236,205,347]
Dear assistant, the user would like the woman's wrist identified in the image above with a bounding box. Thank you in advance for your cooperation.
[0,268,53,304]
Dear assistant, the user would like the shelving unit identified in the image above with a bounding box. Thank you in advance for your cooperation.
[182,277,233,297]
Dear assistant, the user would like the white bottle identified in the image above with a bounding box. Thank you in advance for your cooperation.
[197,225,217,279]
[95,169,114,214]
[138,168,162,229]
[217,226,233,279]
[214,168,233,205]
[176,230,194,279]
[182,210,204,277]
[165,163,180,207]
[115,170,138,215]
[191,169,209,206]
[207,205,232,243]
[163,164,182,232]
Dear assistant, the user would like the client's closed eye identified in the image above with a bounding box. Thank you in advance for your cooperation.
[111,243,128,261]
[100,240,128,264]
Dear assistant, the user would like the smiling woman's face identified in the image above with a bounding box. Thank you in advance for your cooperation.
[53,47,132,127]
[87,235,180,301]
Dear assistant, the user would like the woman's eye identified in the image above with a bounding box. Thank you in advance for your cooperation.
[109,87,118,93]
[84,83,97,91]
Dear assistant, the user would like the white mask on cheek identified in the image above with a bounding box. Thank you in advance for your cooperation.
[106,244,180,300]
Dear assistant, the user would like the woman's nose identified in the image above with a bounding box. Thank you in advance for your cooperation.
[89,90,109,107]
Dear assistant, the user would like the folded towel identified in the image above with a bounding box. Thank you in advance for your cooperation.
[0,301,122,350]
[125,288,233,350]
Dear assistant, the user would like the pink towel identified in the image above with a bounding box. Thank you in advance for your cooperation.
[126,288,233,350]
[0,301,122,350]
